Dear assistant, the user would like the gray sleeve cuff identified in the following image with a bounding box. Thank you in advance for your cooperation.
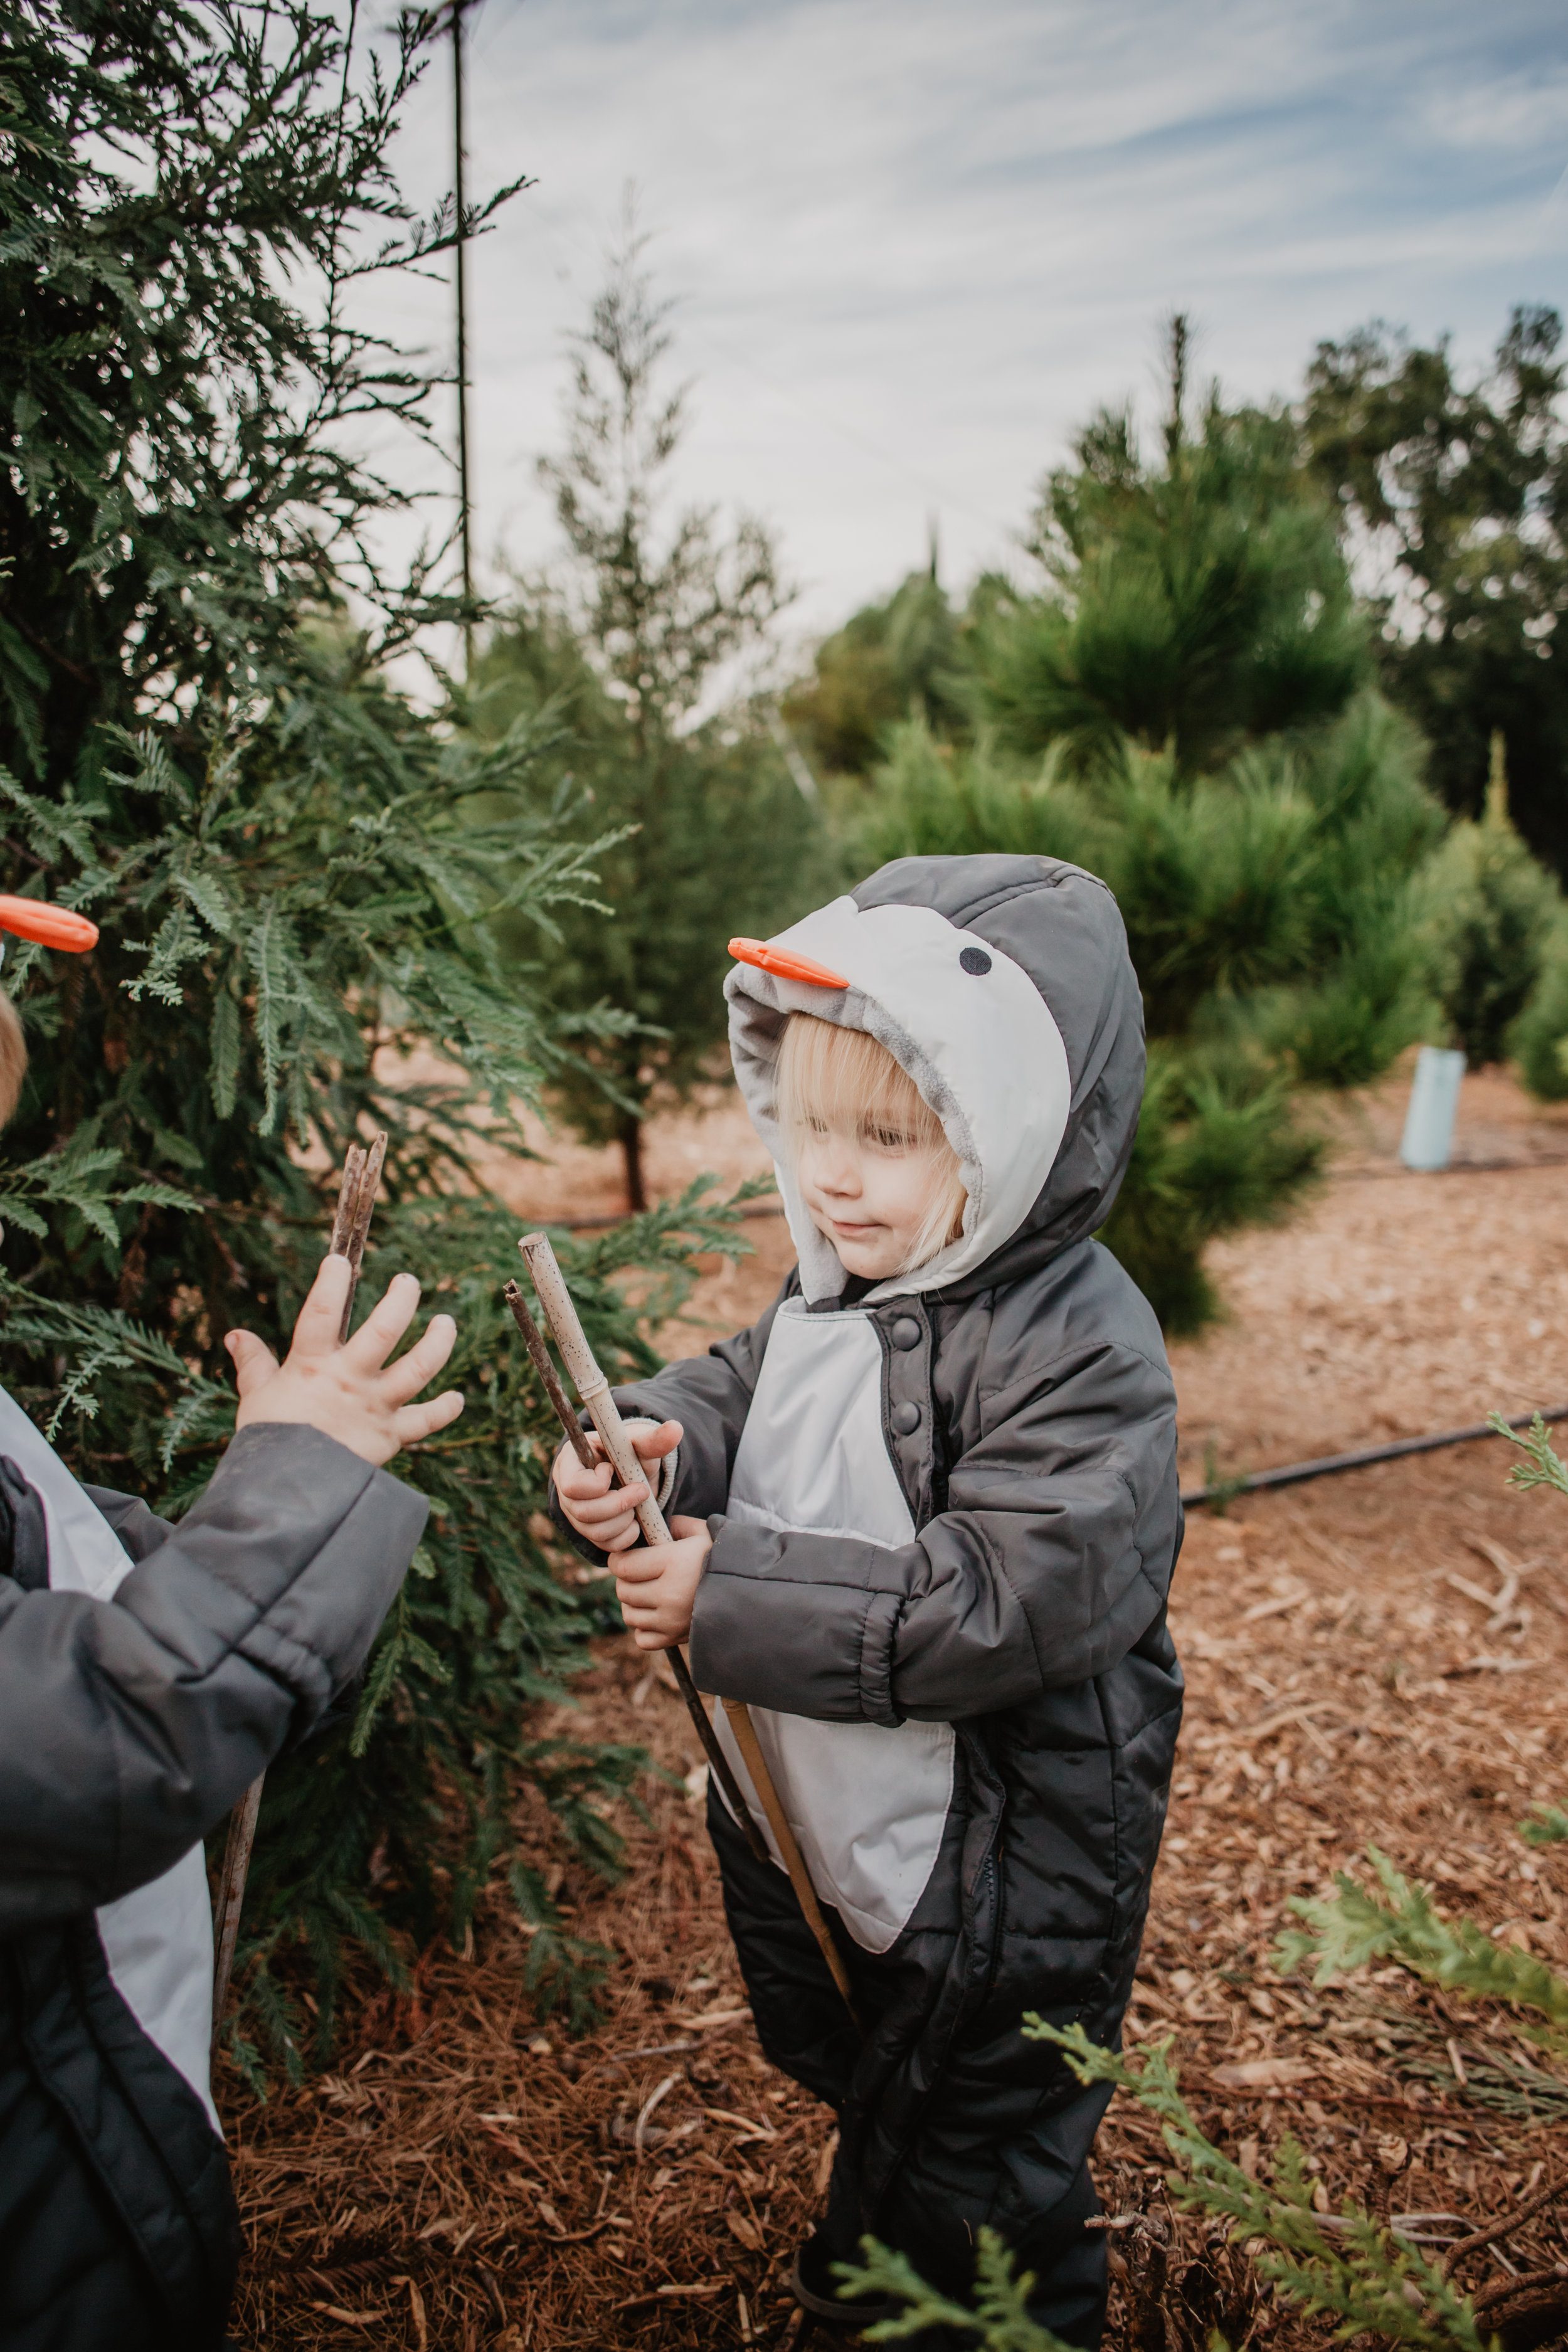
[687,1518,907,1727]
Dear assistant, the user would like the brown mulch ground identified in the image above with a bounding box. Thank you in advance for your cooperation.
[226,1066,1568,2348]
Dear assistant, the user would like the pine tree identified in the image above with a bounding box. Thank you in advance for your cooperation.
[847,330,1440,1331]
[0,0,751,2073]
[978,317,1368,777]
[780,550,972,783]
[473,213,832,1210]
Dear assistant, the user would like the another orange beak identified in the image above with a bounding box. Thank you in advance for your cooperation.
[0,895,99,953]
[729,936,848,990]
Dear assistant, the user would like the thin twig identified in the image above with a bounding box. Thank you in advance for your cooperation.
[1442,2169,1568,2274]
[1470,2264,1568,2312]
[504,1281,592,1469]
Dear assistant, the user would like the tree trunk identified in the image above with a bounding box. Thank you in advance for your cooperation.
[619,1111,647,1214]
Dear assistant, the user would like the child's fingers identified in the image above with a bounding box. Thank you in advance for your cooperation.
[377,1313,457,1404]
[391,1389,465,1446]
[224,1327,280,1397]
[630,1419,682,1464]
[344,1271,422,1370]
[580,1512,642,1553]
[287,1255,354,1359]
[556,1497,639,1548]
[568,1478,649,1528]
[612,1548,664,1588]
[553,1446,611,1500]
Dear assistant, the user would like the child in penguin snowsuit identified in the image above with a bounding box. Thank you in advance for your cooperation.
[553,854,1183,2344]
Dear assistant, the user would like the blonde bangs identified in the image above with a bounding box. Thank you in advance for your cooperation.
[774,1014,968,1271]
[775,1014,942,1150]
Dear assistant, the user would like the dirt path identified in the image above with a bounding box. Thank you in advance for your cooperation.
[230,1069,1568,2349]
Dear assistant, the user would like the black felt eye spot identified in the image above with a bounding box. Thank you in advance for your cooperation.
[960,946,992,976]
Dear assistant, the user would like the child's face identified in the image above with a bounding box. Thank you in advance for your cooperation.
[794,1114,953,1281]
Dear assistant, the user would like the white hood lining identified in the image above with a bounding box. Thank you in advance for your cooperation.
[726,897,1071,1303]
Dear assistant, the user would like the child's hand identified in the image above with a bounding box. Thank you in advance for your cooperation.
[615,1517,712,1650]
[552,1419,682,1551]
[226,1255,464,1468]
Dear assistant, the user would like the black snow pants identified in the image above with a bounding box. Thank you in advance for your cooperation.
[709,1796,1111,2350]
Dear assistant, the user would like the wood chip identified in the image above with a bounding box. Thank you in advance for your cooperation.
[1212,2058,1319,2090]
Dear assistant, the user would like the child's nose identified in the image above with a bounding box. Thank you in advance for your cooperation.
[818,1141,861,1194]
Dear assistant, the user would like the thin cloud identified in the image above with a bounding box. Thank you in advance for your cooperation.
[364,0,1568,650]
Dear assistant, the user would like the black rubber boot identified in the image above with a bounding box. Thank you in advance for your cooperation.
[790,2228,894,2328]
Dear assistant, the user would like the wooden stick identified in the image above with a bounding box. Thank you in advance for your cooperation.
[503,1279,593,1471]
[210,1774,263,2045]
[504,1274,770,1867]
[211,1135,388,2055]
[518,1231,859,2027]
[329,1144,364,1256]
[334,1131,387,1343]
[717,1696,859,2026]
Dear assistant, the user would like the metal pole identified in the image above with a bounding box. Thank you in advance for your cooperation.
[452,0,475,676]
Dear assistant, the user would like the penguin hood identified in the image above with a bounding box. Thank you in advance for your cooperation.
[724,852,1146,1306]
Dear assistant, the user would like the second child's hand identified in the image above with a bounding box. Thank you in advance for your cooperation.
[226,1255,463,1467]
[614,1518,713,1651]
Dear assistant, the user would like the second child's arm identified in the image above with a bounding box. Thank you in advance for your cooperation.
[0,1255,462,1934]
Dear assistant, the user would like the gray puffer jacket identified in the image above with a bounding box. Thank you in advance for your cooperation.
[577,854,1183,2282]
[0,1412,426,2349]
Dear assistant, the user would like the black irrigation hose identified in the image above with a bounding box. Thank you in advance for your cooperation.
[1180,1403,1568,1510]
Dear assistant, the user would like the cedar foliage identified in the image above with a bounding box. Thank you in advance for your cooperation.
[0,0,751,2075]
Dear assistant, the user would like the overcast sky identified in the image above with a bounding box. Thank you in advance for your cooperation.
[367,0,1568,659]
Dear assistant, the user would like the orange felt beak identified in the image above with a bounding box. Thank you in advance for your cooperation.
[0,895,99,953]
[729,936,848,990]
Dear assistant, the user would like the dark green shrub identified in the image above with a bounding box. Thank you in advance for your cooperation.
[1511,925,1568,1099]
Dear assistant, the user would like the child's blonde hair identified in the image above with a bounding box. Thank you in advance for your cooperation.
[775,1014,967,1273]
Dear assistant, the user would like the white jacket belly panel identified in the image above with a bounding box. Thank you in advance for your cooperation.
[711,1298,953,1955]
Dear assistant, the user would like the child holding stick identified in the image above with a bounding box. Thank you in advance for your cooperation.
[553,855,1182,2346]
